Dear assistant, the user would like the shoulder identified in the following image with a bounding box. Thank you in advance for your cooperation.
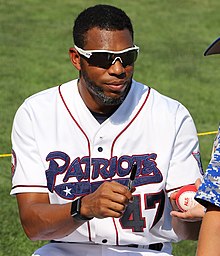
[26,80,77,103]
[150,87,183,110]
[132,80,188,115]
[19,80,77,110]
[14,80,77,120]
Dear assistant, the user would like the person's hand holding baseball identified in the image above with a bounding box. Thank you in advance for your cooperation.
[170,178,205,221]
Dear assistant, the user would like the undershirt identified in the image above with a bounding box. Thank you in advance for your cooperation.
[89,110,112,124]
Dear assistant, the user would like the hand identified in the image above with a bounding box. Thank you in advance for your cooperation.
[170,178,205,221]
[170,203,205,221]
[80,181,135,219]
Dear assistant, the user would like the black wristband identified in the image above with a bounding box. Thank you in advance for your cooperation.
[70,196,93,221]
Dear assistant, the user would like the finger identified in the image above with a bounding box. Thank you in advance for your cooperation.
[169,191,178,200]
[96,184,131,207]
[170,210,187,218]
[130,187,136,193]
[110,181,129,193]
[169,194,179,211]
[170,211,202,222]
[170,210,197,220]
[195,178,202,189]
[106,209,123,218]
[109,201,126,214]
[97,207,123,218]
[109,192,130,205]
[110,181,133,201]
[170,204,204,220]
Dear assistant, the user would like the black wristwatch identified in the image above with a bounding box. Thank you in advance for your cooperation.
[70,196,93,221]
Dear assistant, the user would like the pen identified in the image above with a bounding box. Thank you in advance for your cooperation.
[127,163,137,190]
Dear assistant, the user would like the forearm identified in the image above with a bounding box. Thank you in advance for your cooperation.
[16,182,133,241]
[17,194,86,241]
[26,204,84,240]
[172,216,201,240]
[196,206,220,256]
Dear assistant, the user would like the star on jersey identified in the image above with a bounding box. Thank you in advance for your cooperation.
[63,186,72,196]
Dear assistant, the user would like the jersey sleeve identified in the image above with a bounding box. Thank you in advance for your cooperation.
[195,126,220,207]
[10,101,48,195]
[165,104,203,196]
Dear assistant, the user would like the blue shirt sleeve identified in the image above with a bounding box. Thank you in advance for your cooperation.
[195,125,220,207]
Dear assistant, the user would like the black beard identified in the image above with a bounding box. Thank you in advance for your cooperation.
[81,70,130,106]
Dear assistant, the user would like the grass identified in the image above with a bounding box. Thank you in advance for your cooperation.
[0,0,219,255]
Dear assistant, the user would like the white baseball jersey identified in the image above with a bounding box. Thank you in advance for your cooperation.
[11,79,203,255]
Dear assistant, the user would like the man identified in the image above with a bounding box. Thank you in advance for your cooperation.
[10,4,203,256]
[194,37,220,256]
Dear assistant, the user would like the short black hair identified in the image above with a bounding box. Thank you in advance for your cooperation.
[73,4,134,48]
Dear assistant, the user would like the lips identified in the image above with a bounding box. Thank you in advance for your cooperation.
[105,81,127,92]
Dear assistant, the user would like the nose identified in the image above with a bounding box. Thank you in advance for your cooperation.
[108,58,125,76]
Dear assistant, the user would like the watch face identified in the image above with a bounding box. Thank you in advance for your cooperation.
[70,197,93,221]
[71,198,80,217]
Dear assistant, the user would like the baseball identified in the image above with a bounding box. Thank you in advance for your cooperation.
[175,185,198,212]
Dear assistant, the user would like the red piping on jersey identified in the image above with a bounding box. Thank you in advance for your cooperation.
[112,218,119,245]
[166,183,195,194]
[11,184,48,190]
[111,86,151,245]
[58,85,91,157]
[111,87,151,156]
[87,222,92,242]
[58,85,93,242]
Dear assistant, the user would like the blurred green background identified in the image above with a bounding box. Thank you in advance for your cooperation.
[0,0,219,255]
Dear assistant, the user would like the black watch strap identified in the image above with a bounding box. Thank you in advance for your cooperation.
[70,196,93,221]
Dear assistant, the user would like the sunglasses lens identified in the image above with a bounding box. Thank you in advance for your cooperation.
[88,53,112,68]
[120,50,138,67]
[87,49,138,68]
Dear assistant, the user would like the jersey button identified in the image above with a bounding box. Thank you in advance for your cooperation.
[102,239,108,243]
[98,147,103,152]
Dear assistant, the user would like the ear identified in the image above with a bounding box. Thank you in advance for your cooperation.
[69,47,81,71]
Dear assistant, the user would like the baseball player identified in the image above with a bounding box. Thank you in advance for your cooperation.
[194,37,220,256]
[10,4,203,256]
